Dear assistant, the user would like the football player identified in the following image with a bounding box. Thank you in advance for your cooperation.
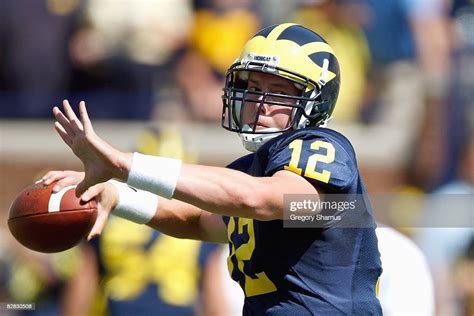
[43,23,382,314]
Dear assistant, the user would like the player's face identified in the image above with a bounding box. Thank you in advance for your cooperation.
[242,72,300,131]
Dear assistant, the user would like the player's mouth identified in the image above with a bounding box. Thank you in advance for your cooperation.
[249,123,268,131]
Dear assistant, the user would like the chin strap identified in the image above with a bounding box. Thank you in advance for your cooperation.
[296,89,319,129]
[295,58,330,129]
[239,125,282,152]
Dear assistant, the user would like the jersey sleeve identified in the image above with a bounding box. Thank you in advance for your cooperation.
[265,134,358,192]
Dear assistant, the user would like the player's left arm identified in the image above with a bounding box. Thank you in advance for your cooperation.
[174,165,318,221]
[53,100,318,221]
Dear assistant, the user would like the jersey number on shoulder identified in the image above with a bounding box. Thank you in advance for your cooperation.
[227,217,277,297]
[284,139,336,183]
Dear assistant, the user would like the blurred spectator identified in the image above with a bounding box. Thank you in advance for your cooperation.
[358,0,452,191]
[191,0,260,75]
[154,0,260,122]
[0,0,83,118]
[415,132,474,315]
[0,227,9,302]
[359,0,451,98]
[255,0,297,25]
[1,243,95,316]
[438,0,474,186]
[410,14,474,315]
[85,218,219,316]
[455,236,474,316]
[68,0,193,119]
[293,0,371,123]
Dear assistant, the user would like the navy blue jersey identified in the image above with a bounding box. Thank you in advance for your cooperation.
[224,128,382,315]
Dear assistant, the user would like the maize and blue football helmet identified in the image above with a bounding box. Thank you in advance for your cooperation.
[221,23,341,151]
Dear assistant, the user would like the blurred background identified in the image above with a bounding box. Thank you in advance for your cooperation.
[0,0,473,315]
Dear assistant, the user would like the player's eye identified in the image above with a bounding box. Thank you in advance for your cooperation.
[248,86,262,93]
[247,87,264,103]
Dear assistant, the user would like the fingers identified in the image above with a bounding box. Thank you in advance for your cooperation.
[62,99,84,134]
[52,172,83,192]
[78,101,93,134]
[82,183,115,241]
[36,170,85,192]
[52,179,76,192]
[53,100,88,140]
[76,180,89,198]
[82,184,106,240]
[53,106,75,137]
[37,170,60,184]
[54,121,73,146]
[87,206,109,241]
[80,183,103,202]
[76,171,101,197]
[62,100,80,122]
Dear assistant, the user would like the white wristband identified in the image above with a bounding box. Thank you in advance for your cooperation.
[108,180,158,224]
[127,152,182,199]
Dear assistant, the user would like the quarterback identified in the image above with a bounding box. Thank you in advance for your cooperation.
[43,24,382,314]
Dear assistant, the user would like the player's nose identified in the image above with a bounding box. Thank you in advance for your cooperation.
[256,95,269,115]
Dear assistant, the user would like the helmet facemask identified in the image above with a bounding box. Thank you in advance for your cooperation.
[221,62,330,151]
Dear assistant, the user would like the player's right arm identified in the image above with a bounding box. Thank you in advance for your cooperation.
[39,171,227,244]
[149,197,227,243]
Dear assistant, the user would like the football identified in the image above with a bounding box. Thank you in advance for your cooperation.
[8,181,97,253]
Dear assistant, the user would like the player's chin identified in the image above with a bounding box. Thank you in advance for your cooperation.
[248,123,269,131]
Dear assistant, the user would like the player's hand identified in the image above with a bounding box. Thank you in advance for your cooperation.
[80,182,119,240]
[53,100,133,197]
[37,169,118,240]
[36,170,85,192]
